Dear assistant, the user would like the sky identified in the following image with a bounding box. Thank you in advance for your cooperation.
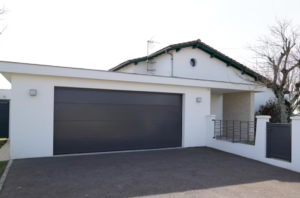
[0,0,300,89]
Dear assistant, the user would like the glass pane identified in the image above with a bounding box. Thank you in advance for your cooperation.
[190,59,195,67]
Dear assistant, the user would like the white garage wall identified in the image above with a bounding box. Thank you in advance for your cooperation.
[10,74,211,159]
[0,89,11,100]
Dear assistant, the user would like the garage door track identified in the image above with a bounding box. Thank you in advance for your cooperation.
[1,148,300,198]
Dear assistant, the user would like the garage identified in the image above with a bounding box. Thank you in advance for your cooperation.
[54,87,182,155]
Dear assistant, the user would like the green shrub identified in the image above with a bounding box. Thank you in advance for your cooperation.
[256,99,281,123]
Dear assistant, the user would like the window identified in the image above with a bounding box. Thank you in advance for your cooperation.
[190,59,196,67]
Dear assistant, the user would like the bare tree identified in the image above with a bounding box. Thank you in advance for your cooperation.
[248,19,300,123]
[0,6,7,35]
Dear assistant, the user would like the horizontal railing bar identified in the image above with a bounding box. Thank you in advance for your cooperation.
[213,120,256,144]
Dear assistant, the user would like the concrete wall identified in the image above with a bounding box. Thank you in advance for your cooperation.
[254,88,275,112]
[206,115,300,173]
[0,89,11,100]
[223,92,255,121]
[9,73,211,159]
[211,94,223,120]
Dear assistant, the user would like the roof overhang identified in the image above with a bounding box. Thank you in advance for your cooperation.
[0,61,266,92]
[1,72,12,82]
[109,40,261,81]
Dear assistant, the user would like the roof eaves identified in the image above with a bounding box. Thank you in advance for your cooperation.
[109,39,265,81]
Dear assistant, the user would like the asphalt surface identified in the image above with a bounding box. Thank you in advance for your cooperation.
[1,147,300,198]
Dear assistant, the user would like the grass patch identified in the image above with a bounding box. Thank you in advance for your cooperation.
[0,161,8,178]
[0,140,7,149]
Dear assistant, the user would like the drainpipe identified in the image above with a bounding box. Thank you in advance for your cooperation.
[165,50,173,77]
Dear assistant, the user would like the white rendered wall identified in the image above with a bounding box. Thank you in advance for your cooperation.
[254,88,275,112]
[119,64,134,73]
[121,54,173,76]
[206,115,300,173]
[118,47,256,84]
[211,94,223,120]
[0,89,11,100]
[10,74,211,159]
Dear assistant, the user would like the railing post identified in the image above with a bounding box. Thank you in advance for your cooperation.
[247,121,249,142]
[220,120,223,139]
[223,121,228,140]
[213,120,216,138]
[206,115,216,147]
[226,121,228,140]
[233,121,235,142]
[240,121,242,142]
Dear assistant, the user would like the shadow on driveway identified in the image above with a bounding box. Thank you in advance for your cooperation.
[1,147,300,198]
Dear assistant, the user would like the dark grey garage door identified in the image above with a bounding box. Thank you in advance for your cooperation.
[0,100,9,138]
[54,87,182,155]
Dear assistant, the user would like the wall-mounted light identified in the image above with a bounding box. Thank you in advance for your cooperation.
[196,97,202,102]
[29,89,37,96]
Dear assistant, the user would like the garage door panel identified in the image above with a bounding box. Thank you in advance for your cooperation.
[54,87,182,155]
[0,101,9,138]
[54,136,181,155]
[55,88,182,106]
[54,103,182,121]
[54,120,182,139]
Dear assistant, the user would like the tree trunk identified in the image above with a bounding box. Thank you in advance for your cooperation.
[278,94,288,123]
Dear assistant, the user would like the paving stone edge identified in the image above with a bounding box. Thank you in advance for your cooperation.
[0,160,13,192]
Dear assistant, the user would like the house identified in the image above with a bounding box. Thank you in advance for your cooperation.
[0,39,272,160]
[110,39,275,115]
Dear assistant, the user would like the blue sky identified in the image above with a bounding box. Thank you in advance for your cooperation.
[0,0,300,88]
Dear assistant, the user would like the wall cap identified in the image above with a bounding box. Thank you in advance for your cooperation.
[256,115,271,119]
[291,116,300,120]
[206,115,216,117]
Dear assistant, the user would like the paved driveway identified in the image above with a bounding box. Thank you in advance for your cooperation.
[1,147,300,198]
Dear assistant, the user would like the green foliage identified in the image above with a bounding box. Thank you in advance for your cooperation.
[256,99,281,123]
[0,161,8,178]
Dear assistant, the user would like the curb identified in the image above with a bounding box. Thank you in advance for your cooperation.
[0,160,13,192]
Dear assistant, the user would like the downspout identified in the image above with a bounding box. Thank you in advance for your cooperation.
[165,50,173,77]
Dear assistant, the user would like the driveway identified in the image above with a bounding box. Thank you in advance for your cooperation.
[1,147,300,198]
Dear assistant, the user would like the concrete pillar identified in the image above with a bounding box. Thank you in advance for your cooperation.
[255,116,270,159]
[291,117,300,172]
[206,115,216,147]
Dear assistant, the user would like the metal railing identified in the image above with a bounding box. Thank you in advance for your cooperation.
[213,120,256,143]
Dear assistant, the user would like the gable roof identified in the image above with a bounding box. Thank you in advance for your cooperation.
[109,39,262,81]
